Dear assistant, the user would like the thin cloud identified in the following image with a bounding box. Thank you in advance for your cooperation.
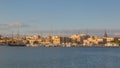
[7,22,28,27]
[0,22,28,29]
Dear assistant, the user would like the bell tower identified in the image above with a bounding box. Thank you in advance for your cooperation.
[103,31,107,38]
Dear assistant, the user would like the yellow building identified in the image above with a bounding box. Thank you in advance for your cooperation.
[70,34,90,44]
[52,36,71,45]
[52,36,61,45]
[83,36,106,46]
[106,37,115,42]
[44,36,53,45]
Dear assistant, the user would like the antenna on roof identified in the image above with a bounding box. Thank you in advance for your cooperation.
[16,25,20,38]
[86,28,89,35]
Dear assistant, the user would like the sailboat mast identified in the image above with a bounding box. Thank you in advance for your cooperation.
[17,25,20,38]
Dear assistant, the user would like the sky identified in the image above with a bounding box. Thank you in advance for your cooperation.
[0,0,120,35]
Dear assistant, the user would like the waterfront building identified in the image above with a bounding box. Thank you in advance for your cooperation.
[33,35,41,40]
[25,35,41,40]
[52,36,70,46]
[70,34,90,44]
[83,36,106,46]
[25,36,34,40]
[105,43,119,47]
[52,36,61,45]
[106,37,115,42]
[0,39,6,44]
[0,32,120,47]
[44,36,53,45]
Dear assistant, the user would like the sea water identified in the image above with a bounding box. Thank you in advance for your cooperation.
[0,46,120,68]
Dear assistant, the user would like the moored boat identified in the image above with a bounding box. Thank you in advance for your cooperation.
[8,43,26,46]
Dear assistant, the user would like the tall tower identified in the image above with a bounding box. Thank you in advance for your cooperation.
[103,31,107,37]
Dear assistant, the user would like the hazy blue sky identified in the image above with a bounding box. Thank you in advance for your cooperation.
[0,0,120,34]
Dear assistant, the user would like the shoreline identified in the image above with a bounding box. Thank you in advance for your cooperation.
[0,44,119,48]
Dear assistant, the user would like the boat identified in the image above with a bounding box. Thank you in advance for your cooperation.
[8,43,26,46]
[7,40,26,47]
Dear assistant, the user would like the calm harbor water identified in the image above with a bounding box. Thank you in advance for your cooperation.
[0,46,120,68]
